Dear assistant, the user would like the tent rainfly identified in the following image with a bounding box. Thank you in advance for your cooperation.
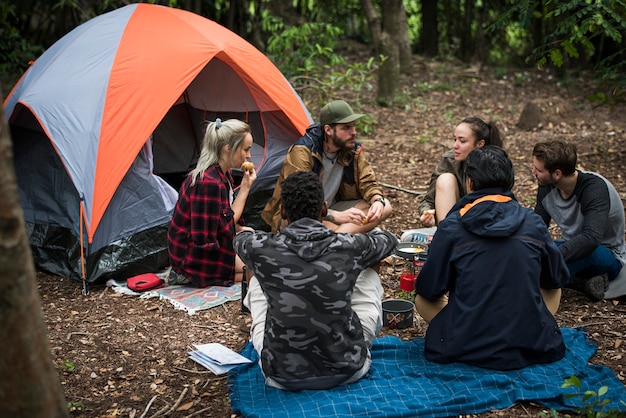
[3,3,312,291]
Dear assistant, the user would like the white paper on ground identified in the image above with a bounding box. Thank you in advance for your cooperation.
[188,342,252,375]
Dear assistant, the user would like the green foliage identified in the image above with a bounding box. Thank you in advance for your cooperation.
[264,13,382,125]
[67,401,85,412]
[0,0,132,93]
[288,0,368,40]
[536,0,626,106]
[289,53,383,110]
[587,87,626,111]
[358,114,378,136]
[60,359,75,373]
[491,0,626,109]
[587,50,626,110]
[513,71,532,86]
[403,0,422,44]
[538,409,561,418]
[562,375,609,410]
[549,375,626,418]
[494,67,509,79]
[486,14,534,66]
[0,2,44,90]
[397,290,415,301]
[324,56,383,104]
[266,20,345,77]
[543,0,624,64]
[491,0,536,29]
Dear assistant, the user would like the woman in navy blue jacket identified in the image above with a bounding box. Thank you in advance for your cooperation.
[415,146,569,370]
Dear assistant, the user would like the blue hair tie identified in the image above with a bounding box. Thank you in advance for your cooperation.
[215,118,222,129]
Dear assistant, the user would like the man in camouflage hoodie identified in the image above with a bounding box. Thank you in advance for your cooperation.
[234,171,397,390]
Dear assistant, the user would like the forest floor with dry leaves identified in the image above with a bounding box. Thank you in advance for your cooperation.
[38,58,626,417]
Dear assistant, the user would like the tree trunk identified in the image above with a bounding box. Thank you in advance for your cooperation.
[377,30,400,106]
[459,0,474,62]
[474,2,488,62]
[441,0,461,56]
[361,0,405,105]
[531,0,545,54]
[397,5,413,74]
[360,0,383,54]
[377,0,404,105]
[0,105,69,416]
[420,0,439,57]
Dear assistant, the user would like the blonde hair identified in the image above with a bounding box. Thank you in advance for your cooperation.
[189,118,251,185]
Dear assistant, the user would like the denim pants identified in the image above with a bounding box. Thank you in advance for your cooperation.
[557,241,622,281]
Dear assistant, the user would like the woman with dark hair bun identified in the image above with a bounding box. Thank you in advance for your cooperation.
[418,117,503,227]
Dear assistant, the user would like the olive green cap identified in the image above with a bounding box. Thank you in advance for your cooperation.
[319,100,365,126]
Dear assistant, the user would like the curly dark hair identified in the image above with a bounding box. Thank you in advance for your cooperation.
[280,171,324,222]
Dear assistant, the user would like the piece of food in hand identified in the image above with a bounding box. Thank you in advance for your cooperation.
[241,161,254,172]
[423,209,435,216]
[362,217,369,225]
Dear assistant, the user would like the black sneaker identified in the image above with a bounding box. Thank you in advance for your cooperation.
[582,274,609,301]
[167,269,190,285]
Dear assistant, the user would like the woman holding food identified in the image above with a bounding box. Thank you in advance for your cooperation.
[167,118,256,287]
[418,117,503,227]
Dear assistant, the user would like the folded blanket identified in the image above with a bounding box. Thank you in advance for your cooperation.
[229,328,626,417]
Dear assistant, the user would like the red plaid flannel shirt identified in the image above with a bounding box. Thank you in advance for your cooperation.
[167,164,242,287]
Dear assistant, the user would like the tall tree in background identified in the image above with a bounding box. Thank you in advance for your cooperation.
[458,0,475,61]
[530,0,545,54]
[397,3,413,72]
[361,0,411,105]
[420,0,439,56]
[0,104,68,417]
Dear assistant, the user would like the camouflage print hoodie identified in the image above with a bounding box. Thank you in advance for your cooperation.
[234,218,397,390]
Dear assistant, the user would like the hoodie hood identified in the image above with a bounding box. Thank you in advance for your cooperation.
[454,188,524,238]
[279,218,337,261]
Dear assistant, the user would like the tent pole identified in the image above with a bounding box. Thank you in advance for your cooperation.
[79,200,89,295]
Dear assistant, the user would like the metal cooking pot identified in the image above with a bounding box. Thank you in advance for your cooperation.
[395,242,428,261]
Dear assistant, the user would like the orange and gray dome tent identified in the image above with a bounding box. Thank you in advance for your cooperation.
[3,3,312,290]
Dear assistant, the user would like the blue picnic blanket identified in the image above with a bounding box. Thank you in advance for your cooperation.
[229,328,626,417]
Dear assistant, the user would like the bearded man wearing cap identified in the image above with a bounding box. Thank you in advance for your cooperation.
[262,100,392,234]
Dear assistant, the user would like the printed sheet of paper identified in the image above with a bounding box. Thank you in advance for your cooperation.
[188,343,252,374]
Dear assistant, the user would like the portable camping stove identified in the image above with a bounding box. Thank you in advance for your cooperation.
[394,242,429,275]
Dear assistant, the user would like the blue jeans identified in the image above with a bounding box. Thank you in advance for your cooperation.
[556,241,622,281]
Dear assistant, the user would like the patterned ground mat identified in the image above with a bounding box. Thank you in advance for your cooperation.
[107,278,241,315]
